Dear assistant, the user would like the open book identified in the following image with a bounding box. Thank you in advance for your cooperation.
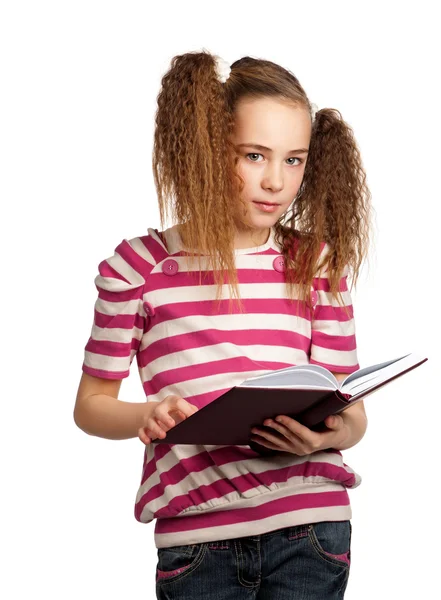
[154,352,428,448]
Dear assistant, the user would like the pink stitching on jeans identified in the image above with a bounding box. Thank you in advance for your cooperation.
[288,531,308,540]
[156,564,192,581]
[325,550,350,566]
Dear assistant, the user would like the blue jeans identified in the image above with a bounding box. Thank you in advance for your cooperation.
[155,520,352,599]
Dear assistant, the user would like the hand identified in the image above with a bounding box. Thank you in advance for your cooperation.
[138,395,199,445]
[250,413,350,455]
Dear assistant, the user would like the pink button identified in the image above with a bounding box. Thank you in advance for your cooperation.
[162,259,179,276]
[311,290,318,308]
[272,256,285,272]
[143,301,155,317]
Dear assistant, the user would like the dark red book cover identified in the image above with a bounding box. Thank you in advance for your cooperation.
[152,356,428,452]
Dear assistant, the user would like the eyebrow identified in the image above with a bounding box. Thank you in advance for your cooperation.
[236,143,309,154]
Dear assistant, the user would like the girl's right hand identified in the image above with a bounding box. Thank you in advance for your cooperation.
[138,394,199,445]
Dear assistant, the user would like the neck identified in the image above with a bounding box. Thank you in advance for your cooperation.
[233,226,271,249]
[178,223,271,251]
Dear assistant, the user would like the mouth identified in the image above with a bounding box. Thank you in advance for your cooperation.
[253,200,280,206]
[252,200,280,212]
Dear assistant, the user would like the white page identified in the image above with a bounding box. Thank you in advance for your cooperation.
[341,353,426,395]
[239,352,426,397]
[240,367,336,389]
[242,363,338,385]
[340,354,411,387]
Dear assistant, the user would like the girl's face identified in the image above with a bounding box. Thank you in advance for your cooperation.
[231,97,312,239]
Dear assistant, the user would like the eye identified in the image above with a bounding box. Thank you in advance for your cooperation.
[247,153,263,162]
[287,157,303,166]
[246,153,303,166]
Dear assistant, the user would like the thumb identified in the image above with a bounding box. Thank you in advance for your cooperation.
[326,414,343,429]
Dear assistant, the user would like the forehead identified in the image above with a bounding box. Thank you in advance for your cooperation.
[232,97,311,147]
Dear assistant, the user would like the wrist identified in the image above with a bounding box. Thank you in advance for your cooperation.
[332,411,368,451]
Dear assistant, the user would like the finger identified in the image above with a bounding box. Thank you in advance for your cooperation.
[250,435,282,451]
[262,419,304,443]
[146,417,168,439]
[256,423,304,453]
[252,427,289,448]
[175,398,200,417]
[273,416,321,447]
[257,422,317,455]
[325,414,344,429]
[153,407,176,430]
[168,409,188,425]
[138,428,151,445]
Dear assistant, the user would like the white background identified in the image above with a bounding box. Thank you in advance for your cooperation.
[1,1,438,598]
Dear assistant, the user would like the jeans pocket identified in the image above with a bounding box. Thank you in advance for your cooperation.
[308,520,351,569]
[156,542,207,586]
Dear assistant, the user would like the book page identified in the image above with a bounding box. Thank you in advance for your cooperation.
[341,353,425,395]
[237,353,426,395]
[341,354,411,388]
[240,367,337,390]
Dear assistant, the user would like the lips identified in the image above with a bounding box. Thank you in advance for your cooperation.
[252,200,280,213]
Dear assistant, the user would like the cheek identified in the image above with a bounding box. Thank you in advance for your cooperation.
[238,160,258,181]
[235,163,254,190]
[290,167,306,189]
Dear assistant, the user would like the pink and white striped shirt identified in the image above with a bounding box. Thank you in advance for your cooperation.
[81,225,361,548]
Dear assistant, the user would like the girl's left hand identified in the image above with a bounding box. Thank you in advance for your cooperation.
[250,414,350,455]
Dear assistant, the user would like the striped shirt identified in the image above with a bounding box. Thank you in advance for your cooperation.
[81,224,361,548]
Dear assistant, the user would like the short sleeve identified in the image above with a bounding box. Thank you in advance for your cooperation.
[309,248,360,374]
[81,238,147,380]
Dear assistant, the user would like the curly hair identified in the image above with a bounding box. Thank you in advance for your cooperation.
[152,49,372,317]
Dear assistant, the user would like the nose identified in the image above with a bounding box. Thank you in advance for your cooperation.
[262,163,284,193]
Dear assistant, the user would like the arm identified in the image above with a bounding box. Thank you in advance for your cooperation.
[76,237,154,440]
[330,371,368,451]
[73,373,155,440]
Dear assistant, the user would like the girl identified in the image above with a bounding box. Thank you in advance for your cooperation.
[74,50,372,599]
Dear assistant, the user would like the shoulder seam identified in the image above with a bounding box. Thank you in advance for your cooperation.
[147,227,169,254]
